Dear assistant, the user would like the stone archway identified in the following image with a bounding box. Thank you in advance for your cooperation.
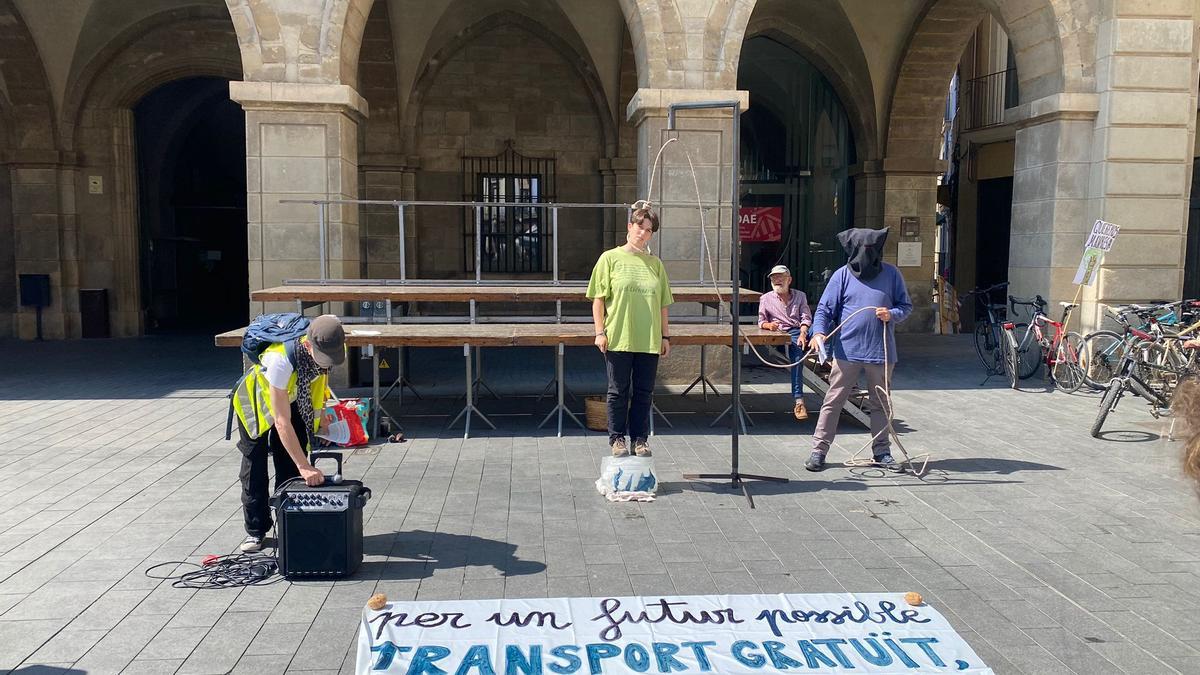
[225,0,375,85]
[615,0,683,89]
[66,10,242,336]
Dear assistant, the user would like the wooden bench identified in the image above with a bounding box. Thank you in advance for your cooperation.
[216,323,789,438]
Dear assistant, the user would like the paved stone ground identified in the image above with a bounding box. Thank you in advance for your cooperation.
[1,334,1199,674]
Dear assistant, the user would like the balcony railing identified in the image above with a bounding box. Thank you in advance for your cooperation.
[960,68,1018,131]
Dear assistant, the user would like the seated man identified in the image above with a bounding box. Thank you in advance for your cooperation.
[758,264,812,420]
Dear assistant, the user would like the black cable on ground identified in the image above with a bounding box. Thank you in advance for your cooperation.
[145,552,282,589]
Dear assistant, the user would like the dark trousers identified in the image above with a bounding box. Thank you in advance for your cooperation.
[605,350,660,444]
[236,403,308,537]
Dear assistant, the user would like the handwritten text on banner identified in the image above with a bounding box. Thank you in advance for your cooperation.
[357,592,993,674]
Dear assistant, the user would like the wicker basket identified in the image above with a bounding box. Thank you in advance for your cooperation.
[585,396,607,432]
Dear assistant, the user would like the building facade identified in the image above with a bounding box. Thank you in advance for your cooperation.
[1,0,1197,374]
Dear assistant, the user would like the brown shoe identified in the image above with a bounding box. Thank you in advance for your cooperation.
[793,401,809,421]
[633,440,652,457]
[611,438,629,457]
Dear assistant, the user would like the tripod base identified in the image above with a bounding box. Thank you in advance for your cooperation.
[682,472,789,509]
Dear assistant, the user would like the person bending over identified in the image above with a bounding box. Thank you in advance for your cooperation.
[230,314,346,552]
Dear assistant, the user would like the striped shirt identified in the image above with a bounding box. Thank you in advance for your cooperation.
[758,288,812,331]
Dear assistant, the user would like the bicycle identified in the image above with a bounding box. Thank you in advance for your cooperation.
[1090,332,1189,437]
[962,282,1012,377]
[1000,295,1085,392]
[1081,301,1194,389]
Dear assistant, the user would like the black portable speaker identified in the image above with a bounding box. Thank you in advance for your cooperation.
[270,452,371,579]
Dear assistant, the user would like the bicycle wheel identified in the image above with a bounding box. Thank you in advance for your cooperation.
[1052,331,1086,393]
[1081,330,1124,389]
[1014,324,1042,379]
[1002,329,1021,389]
[973,323,996,371]
[1090,379,1124,438]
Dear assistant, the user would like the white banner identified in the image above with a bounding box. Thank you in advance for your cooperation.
[356,593,992,674]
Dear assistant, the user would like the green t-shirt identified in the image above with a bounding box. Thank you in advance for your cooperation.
[586,247,674,354]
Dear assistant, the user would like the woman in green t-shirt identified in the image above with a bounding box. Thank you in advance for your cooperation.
[586,205,674,457]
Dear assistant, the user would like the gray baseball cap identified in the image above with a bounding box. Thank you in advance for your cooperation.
[768,264,790,277]
[307,314,346,368]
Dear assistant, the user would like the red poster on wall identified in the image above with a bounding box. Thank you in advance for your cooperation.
[738,207,782,242]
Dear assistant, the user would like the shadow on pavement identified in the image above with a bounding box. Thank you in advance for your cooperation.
[921,457,1065,474]
[360,530,547,580]
[1095,429,1161,443]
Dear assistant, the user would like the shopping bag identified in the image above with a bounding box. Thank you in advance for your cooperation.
[316,398,371,447]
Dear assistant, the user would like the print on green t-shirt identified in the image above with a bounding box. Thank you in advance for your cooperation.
[586,247,674,354]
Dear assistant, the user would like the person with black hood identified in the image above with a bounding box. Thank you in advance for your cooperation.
[805,228,912,472]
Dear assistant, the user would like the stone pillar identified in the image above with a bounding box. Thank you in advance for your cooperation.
[878,159,943,333]
[1008,97,1098,325]
[7,151,80,339]
[230,82,367,317]
[360,154,419,280]
[1083,6,1196,329]
[598,156,638,249]
[627,88,749,384]
[110,109,142,337]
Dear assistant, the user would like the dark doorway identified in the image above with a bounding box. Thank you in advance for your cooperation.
[975,177,1013,290]
[1185,158,1200,299]
[135,77,247,333]
[737,37,856,308]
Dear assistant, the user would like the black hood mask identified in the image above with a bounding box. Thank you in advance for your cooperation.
[836,227,889,281]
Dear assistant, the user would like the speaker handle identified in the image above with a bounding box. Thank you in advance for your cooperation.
[309,451,344,478]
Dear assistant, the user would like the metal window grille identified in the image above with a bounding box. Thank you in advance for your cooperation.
[462,141,556,273]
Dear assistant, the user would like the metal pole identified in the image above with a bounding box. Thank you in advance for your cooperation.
[318,202,328,281]
[398,204,407,281]
[475,205,482,284]
[472,206,481,323]
[730,101,742,478]
[552,207,559,284]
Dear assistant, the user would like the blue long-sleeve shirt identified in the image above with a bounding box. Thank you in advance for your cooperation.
[810,264,912,364]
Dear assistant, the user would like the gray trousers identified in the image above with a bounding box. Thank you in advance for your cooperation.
[812,359,894,456]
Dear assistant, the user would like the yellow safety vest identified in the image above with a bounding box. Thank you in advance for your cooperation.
[232,340,329,441]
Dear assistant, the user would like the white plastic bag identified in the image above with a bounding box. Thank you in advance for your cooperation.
[596,455,658,502]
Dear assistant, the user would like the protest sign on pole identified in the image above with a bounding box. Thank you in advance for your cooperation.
[1073,220,1120,287]
[357,592,993,674]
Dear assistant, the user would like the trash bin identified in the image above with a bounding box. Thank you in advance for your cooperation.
[80,289,110,338]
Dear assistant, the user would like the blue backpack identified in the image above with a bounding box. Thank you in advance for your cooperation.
[226,312,311,440]
[241,312,310,366]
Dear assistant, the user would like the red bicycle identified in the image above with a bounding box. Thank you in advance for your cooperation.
[1000,295,1086,392]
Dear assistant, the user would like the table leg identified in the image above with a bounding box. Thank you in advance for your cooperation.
[711,401,753,434]
[448,343,496,438]
[538,343,585,437]
[681,345,722,400]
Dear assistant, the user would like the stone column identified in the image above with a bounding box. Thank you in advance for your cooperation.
[1082,6,1196,329]
[598,156,637,249]
[110,109,142,337]
[627,87,749,384]
[229,82,367,317]
[360,154,419,280]
[1008,96,1098,325]
[878,159,944,333]
[7,151,80,339]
